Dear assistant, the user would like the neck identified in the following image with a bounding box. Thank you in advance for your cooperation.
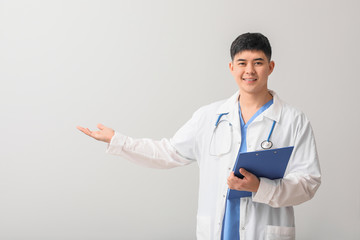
[238,90,273,110]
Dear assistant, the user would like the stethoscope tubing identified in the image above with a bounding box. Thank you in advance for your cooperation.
[210,113,277,156]
[261,120,276,149]
[215,112,229,126]
[267,120,276,142]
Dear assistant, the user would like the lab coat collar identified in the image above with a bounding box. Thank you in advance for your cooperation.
[263,90,283,123]
[215,89,283,123]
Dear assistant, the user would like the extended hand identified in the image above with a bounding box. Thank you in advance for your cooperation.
[227,168,260,192]
[76,123,115,143]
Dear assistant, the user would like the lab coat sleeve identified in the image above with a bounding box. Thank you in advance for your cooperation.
[252,117,321,207]
[106,108,203,169]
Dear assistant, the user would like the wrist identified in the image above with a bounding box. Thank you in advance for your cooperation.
[107,131,115,143]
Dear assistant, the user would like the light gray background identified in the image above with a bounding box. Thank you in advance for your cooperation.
[1,0,359,239]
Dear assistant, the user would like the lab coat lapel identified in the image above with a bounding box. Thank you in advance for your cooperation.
[212,92,242,237]
[213,91,242,174]
[261,90,283,123]
[215,91,241,138]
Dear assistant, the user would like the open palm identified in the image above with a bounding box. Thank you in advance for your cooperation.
[76,123,114,143]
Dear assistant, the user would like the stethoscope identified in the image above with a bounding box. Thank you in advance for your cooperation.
[209,112,276,156]
[260,120,276,150]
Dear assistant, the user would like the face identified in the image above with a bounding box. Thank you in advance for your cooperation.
[229,50,275,96]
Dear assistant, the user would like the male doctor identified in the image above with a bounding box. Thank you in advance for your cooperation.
[77,32,321,240]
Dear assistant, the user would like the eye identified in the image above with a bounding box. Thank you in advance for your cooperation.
[254,62,263,66]
[238,62,246,66]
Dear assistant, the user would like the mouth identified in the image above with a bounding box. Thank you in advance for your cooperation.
[242,78,257,82]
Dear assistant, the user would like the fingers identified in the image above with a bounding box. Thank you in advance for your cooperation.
[228,171,240,182]
[77,124,105,135]
[227,171,238,182]
[227,171,234,181]
[77,126,100,140]
[86,128,93,135]
[77,124,114,143]
[228,169,250,179]
[238,168,260,192]
[77,126,92,136]
[227,169,259,192]
[227,171,242,190]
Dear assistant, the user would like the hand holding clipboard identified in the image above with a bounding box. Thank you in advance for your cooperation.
[228,146,294,199]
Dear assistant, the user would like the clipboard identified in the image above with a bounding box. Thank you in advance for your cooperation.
[228,146,294,199]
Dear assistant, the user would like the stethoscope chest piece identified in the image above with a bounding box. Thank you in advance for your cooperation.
[261,140,273,150]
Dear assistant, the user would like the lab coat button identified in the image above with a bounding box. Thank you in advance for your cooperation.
[241,227,245,230]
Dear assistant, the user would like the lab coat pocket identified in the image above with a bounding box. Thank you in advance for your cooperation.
[196,216,211,240]
[265,225,295,240]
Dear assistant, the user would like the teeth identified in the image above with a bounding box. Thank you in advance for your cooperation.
[243,78,257,82]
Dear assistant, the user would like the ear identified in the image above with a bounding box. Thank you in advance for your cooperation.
[229,61,234,73]
[268,60,275,75]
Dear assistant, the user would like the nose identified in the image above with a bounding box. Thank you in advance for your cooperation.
[245,64,255,74]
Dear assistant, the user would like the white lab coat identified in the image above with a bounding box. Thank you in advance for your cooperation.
[106,90,321,240]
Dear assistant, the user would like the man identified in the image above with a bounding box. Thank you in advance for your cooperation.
[77,32,321,240]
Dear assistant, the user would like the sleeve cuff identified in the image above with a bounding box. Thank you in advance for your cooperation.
[252,177,277,204]
[106,132,128,155]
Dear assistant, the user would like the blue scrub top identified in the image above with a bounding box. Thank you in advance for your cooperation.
[221,99,273,240]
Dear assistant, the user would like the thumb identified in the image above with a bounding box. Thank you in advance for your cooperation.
[239,168,250,178]
[97,123,105,130]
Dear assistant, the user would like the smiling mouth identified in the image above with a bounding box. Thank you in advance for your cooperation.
[243,78,257,82]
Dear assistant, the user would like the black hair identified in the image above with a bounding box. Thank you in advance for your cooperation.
[230,32,272,61]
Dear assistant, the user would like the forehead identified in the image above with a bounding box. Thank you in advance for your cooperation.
[233,50,268,61]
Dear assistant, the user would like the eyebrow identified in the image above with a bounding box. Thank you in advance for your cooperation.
[236,58,265,62]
